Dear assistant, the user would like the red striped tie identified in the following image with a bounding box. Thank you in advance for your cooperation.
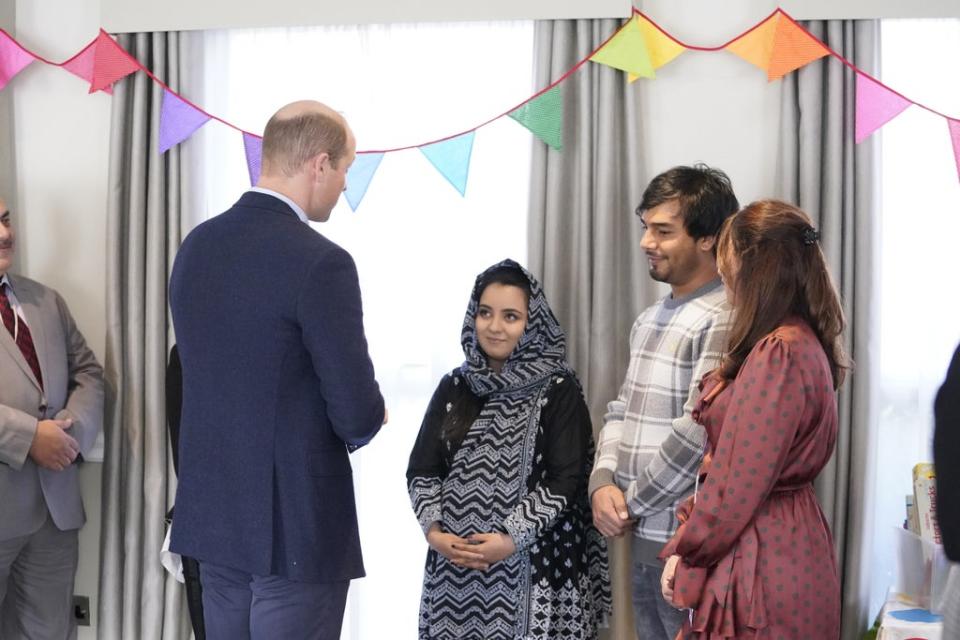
[0,282,44,390]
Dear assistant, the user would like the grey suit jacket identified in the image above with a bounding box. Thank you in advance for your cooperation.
[0,274,103,540]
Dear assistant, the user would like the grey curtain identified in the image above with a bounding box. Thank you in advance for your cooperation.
[776,20,881,640]
[98,32,193,640]
[527,19,656,640]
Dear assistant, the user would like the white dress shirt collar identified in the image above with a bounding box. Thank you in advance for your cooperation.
[249,187,309,223]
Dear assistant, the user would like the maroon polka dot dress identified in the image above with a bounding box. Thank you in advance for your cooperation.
[660,319,840,639]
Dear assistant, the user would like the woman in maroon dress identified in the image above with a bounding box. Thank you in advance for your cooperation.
[659,200,847,639]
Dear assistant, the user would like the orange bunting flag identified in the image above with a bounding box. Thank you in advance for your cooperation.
[89,30,140,93]
[767,14,830,80]
[725,12,779,72]
[726,12,829,81]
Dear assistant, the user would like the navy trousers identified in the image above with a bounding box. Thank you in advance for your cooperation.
[199,561,349,640]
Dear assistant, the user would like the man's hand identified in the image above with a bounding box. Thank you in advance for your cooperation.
[382,408,389,425]
[465,533,516,565]
[661,554,680,604]
[591,485,633,537]
[426,524,489,570]
[28,419,79,471]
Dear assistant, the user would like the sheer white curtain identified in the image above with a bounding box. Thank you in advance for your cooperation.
[870,18,960,619]
[186,21,535,639]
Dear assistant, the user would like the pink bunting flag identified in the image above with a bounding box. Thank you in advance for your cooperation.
[855,72,912,144]
[0,31,36,90]
[89,30,140,94]
[61,39,114,94]
[243,133,263,186]
[949,118,960,183]
[158,89,211,153]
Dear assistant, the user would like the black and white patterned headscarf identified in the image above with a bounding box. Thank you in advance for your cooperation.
[459,259,571,397]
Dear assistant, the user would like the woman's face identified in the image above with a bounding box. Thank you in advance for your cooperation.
[718,243,740,307]
[476,283,528,372]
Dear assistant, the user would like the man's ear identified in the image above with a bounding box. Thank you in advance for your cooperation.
[310,153,331,181]
[698,235,717,253]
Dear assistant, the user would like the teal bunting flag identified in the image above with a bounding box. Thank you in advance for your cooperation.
[418,131,475,196]
[345,152,384,211]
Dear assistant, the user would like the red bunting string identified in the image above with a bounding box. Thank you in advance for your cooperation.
[0,8,958,155]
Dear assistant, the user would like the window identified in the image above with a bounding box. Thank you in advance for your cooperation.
[871,18,960,619]
[189,21,535,638]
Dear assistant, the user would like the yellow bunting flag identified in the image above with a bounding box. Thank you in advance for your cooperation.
[767,14,830,80]
[638,16,686,69]
[591,15,656,80]
[627,16,687,82]
[725,12,780,72]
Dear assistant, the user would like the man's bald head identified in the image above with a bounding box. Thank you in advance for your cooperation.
[260,101,351,178]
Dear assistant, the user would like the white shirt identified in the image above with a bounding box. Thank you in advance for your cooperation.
[249,187,309,223]
[0,273,27,341]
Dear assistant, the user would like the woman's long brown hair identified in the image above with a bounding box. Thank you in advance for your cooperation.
[717,200,849,388]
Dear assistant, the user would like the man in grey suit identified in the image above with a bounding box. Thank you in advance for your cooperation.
[0,197,104,639]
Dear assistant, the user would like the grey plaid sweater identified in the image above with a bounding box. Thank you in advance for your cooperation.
[590,279,730,551]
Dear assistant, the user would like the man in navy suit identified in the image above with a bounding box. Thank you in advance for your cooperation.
[169,100,386,640]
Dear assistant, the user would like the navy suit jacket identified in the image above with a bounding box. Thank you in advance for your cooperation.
[168,191,384,582]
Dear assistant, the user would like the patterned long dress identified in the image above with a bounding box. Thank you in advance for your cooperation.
[661,319,841,639]
[407,372,611,640]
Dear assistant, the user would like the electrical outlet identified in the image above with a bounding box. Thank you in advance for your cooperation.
[73,595,90,626]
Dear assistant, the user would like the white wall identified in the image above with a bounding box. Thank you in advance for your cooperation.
[636,0,783,205]
[11,0,109,637]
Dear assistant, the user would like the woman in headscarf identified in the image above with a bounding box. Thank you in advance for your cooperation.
[407,259,611,640]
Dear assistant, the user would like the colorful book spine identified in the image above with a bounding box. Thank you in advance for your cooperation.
[912,463,942,545]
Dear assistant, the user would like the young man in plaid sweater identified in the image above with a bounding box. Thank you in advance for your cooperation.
[590,165,738,640]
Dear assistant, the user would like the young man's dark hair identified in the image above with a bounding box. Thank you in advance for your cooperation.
[637,164,740,244]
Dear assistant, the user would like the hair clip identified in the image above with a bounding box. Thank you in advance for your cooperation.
[802,227,820,246]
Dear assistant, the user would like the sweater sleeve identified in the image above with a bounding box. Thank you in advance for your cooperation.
[501,376,593,551]
[589,320,641,495]
[406,375,455,534]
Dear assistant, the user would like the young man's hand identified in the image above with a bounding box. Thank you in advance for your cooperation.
[591,485,633,537]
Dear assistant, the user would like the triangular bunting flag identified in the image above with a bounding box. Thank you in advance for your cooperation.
[508,86,562,150]
[725,13,779,72]
[344,152,384,211]
[419,131,475,196]
[590,16,655,80]
[62,39,113,94]
[0,31,36,90]
[855,72,912,143]
[767,14,830,81]
[638,16,686,70]
[158,89,211,153]
[89,30,139,94]
[948,119,960,183]
[242,132,263,186]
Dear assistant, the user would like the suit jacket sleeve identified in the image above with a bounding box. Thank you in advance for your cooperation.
[298,248,384,449]
[935,344,960,560]
[52,291,104,457]
[0,403,40,469]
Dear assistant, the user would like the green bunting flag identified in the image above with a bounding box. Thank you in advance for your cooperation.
[508,85,563,150]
